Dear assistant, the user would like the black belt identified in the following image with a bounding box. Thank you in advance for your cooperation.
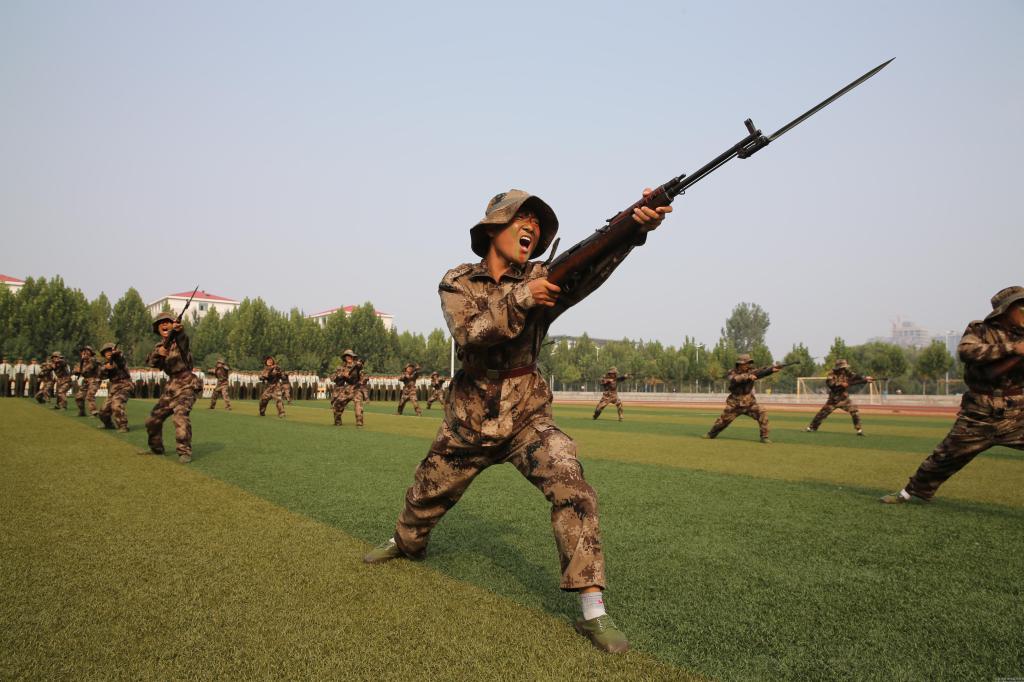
[971,387,1023,397]
[464,364,537,381]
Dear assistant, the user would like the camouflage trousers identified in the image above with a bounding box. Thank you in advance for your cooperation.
[708,396,769,439]
[397,388,421,416]
[282,383,292,403]
[259,384,285,416]
[808,397,862,431]
[905,394,1024,500]
[209,380,231,410]
[35,379,52,403]
[146,374,201,458]
[332,388,364,426]
[426,389,445,409]
[394,417,606,591]
[53,378,71,409]
[98,381,132,431]
[594,394,623,420]
[75,378,101,415]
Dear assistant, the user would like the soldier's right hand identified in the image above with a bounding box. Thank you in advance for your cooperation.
[1014,341,1024,355]
[528,278,561,307]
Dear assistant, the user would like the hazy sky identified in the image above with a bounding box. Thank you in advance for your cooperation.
[2,1,1021,358]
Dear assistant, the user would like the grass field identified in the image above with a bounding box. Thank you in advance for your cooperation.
[2,397,1022,680]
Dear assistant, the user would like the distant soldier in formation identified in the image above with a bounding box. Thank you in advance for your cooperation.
[259,355,286,418]
[396,362,422,416]
[426,371,446,409]
[35,356,54,403]
[593,367,629,421]
[50,351,72,410]
[13,358,27,397]
[97,343,132,432]
[0,357,10,397]
[882,286,1024,504]
[27,358,42,399]
[143,313,202,463]
[73,345,102,416]
[329,349,364,426]
[208,358,232,410]
[704,354,782,443]
[805,359,874,435]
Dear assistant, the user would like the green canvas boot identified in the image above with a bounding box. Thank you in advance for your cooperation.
[575,614,629,654]
[363,538,405,564]
[879,491,927,505]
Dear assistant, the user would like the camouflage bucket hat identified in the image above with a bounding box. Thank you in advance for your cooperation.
[985,286,1024,321]
[608,367,618,375]
[470,189,559,259]
[80,345,94,354]
[341,349,356,359]
[834,359,850,369]
[263,355,275,362]
[152,312,175,333]
[99,343,116,354]
[51,351,63,359]
[735,354,752,366]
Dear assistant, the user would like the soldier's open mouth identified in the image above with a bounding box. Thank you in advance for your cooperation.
[519,236,532,249]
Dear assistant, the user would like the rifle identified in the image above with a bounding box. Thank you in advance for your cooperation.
[753,362,798,379]
[546,60,892,291]
[163,285,199,350]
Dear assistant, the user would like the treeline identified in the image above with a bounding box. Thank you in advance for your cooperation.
[0,278,959,392]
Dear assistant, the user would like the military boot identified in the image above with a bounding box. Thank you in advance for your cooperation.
[879,491,927,505]
[363,538,405,564]
[574,615,630,654]
[179,454,192,464]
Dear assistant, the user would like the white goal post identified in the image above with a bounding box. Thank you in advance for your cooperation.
[796,377,881,405]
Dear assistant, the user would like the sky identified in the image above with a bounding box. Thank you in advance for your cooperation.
[1,0,1021,359]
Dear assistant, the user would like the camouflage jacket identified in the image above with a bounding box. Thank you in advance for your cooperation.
[330,361,361,387]
[440,245,637,447]
[52,359,71,381]
[430,376,446,391]
[146,332,194,379]
[825,370,868,401]
[726,367,773,398]
[212,363,230,382]
[600,375,625,397]
[399,370,419,392]
[100,351,131,385]
[958,320,1024,394]
[260,365,285,384]
[77,357,101,379]
[37,362,54,381]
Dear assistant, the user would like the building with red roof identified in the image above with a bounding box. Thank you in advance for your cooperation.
[146,289,241,321]
[0,274,25,294]
[307,305,394,331]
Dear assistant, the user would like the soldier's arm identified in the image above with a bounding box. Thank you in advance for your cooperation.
[958,324,1020,364]
[439,277,535,350]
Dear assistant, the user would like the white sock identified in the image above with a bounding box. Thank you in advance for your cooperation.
[899,489,911,500]
[580,591,607,620]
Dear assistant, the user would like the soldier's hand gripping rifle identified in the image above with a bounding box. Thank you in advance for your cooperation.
[545,60,893,292]
[754,361,799,379]
[162,285,199,351]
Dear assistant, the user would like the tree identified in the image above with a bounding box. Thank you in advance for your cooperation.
[915,340,954,394]
[348,303,391,372]
[824,337,849,369]
[88,293,114,349]
[777,343,816,392]
[721,302,770,353]
[111,287,153,364]
[424,328,451,374]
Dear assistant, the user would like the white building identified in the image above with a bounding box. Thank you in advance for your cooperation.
[890,318,931,348]
[0,274,25,294]
[307,305,394,331]
[147,289,241,321]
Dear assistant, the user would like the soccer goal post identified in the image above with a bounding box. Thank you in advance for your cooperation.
[796,377,881,405]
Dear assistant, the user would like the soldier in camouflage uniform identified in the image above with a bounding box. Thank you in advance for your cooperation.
[396,363,422,416]
[426,371,446,409]
[882,286,1024,504]
[593,367,629,421]
[73,345,102,416]
[805,359,874,435]
[143,313,203,463]
[97,343,132,432]
[35,357,55,403]
[208,358,232,410]
[363,188,671,654]
[50,352,72,410]
[704,354,782,443]
[281,370,292,404]
[329,349,364,426]
[259,355,287,417]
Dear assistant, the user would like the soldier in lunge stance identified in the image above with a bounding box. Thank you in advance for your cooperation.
[704,354,782,443]
[805,359,874,435]
[426,371,446,409]
[882,286,1024,504]
[143,313,202,463]
[329,349,364,426]
[50,351,72,410]
[208,358,232,410]
[97,343,132,432]
[396,363,422,416]
[593,367,629,421]
[74,346,102,416]
[363,188,671,654]
[258,355,286,418]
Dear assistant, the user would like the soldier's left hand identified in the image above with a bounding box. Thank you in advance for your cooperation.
[632,188,673,232]
[172,322,184,333]
[866,376,875,382]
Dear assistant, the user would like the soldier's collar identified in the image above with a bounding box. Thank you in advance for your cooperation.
[468,259,527,282]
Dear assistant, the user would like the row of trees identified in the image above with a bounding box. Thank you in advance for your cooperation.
[0,280,958,392]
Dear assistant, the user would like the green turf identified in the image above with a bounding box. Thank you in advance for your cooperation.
[3,397,1023,680]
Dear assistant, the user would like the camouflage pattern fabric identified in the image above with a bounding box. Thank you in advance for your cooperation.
[74,355,101,415]
[258,365,286,416]
[389,246,639,591]
[397,368,422,416]
[426,375,446,409]
[209,362,231,410]
[51,359,71,410]
[144,332,200,460]
[904,319,1024,500]
[594,374,625,420]
[707,367,773,439]
[98,351,132,431]
[807,369,868,431]
[329,361,364,426]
